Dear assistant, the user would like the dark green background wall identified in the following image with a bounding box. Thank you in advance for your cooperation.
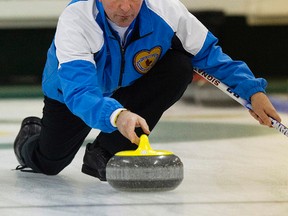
[0,28,55,84]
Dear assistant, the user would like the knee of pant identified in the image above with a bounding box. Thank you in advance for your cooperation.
[178,63,194,84]
[164,50,194,84]
[39,162,67,176]
[42,167,63,176]
[170,61,194,87]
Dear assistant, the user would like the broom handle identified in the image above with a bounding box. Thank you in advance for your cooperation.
[194,69,288,137]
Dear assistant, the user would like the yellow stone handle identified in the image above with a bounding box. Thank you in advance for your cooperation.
[115,134,173,156]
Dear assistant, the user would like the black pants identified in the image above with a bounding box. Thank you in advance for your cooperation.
[21,50,193,175]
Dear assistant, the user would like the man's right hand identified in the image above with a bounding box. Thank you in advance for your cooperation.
[115,110,150,145]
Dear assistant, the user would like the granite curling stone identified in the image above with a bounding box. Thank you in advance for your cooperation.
[106,135,183,191]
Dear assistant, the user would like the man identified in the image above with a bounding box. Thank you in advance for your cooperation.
[14,0,281,181]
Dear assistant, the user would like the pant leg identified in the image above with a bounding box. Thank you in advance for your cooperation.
[21,97,91,175]
[97,50,194,154]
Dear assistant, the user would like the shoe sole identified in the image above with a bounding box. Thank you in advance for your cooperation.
[81,164,106,181]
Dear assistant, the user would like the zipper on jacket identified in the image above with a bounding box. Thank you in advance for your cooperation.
[110,35,125,88]
[118,45,125,87]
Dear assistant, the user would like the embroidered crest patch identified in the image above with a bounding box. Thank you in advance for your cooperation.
[133,46,162,74]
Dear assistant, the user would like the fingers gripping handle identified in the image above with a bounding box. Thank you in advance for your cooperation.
[194,69,288,137]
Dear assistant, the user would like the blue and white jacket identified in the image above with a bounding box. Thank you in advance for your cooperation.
[42,0,267,132]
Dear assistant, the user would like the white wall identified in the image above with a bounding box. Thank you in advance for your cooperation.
[180,0,251,15]
[180,0,288,25]
[0,0,68,28]
[247,0,288,25]
[0,0,287,28]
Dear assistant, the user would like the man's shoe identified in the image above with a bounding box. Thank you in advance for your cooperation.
[14,116,41,166]
[82,143,112,181]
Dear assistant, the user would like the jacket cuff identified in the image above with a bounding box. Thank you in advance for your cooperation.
[110,108,127,127]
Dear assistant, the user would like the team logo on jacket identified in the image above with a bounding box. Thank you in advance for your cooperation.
[133,46,162,74]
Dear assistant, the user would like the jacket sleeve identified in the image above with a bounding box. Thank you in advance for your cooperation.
[54,3,123,133]
[58,60,123,133]
[192,32,267,102]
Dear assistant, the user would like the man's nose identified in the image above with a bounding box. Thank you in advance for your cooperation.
[119,0,131,12]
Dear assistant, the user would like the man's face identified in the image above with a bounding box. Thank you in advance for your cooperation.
[99,0,143,27]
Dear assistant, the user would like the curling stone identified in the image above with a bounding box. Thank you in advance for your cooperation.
[106,135,183,192]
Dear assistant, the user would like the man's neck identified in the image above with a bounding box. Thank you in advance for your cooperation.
[107,19,129,45]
